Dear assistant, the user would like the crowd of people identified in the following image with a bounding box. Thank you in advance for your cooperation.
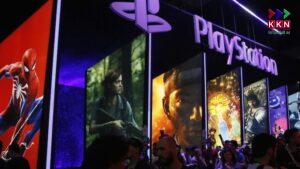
[0,128,298,169]
[84,128,300,169]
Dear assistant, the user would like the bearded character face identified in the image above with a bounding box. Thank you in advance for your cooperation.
[164,84,202,146]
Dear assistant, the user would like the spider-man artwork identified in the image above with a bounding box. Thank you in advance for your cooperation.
[0,48,43,159]
[0,1,53,168]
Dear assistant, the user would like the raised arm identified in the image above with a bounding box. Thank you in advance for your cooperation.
[0,64,11,79]
[0,63,22,79]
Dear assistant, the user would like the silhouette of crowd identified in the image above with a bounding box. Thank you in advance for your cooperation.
[1,128,298,169]
[83,128,299,169]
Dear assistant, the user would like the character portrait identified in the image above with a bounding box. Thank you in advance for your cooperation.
[269,86,288,137]
[152,55,203,147]
[86,35,146,147]
[207,69,242,147]
[244,79,269,143]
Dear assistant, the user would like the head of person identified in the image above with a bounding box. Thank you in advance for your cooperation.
[22,48,37,76]
[284,128,300,147]
[153,142,158,157]
[224,140,232,150]
[251,133,277,163]
[162,66,202,146]
[127,137,143,162]
[84,135,129,169]
[246,92,260,108]
[247,92,260,108]
[157,135,181,167]
[243,145,251,155]
[7,142,21,159]
[205,138,213,150]
[102,70,123,96]
[185,147,196,156]
[221,149,237,164]
[194,147,203,157]
[231,140,238,150]
[216,146,222,152]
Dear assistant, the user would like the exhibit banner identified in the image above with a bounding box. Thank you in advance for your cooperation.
[152,55,204,147]
[269,86,288,137]
[86,35,146,147]
[0,1,53,168]
[244,79,269,143]
[207,68,242,147]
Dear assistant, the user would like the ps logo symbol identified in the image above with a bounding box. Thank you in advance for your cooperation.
[111,0,172,33]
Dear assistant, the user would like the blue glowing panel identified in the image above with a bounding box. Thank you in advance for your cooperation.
[54,85,85,168]
[52,0,141,167]
[269,86,288,137]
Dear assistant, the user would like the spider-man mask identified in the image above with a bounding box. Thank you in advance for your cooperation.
[22,48,37,73]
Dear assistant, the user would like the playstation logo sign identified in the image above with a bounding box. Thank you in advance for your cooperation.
[110,0,172,33]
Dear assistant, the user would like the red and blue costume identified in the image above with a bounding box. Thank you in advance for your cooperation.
[0,48,43,151]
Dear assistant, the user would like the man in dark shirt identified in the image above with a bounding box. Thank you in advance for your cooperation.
[247,133,277,169]
[157,135,199,169]
[277,128,300,168]
[127,137,151,169]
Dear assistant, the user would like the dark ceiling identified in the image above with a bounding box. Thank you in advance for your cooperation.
[241,0,300,61]
[0,0,46,42]
[0,0,299,60]
[164,0,300,60]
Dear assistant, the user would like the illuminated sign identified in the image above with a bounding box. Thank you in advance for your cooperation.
[194,15,278,76]
[110,0,172,33]
[268,9,291,29]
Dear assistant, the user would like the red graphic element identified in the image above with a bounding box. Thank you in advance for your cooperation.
[0,1,53,169]
[268,9,275,19]
[0,49,39,147]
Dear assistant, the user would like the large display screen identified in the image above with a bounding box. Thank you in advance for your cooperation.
[244,79,269,143]
[86,35,146,147]
[0,1,53,168]
[269,86,288,137]
[152,55,203,147]
[207,68,242,147]
[288,92,300,129]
